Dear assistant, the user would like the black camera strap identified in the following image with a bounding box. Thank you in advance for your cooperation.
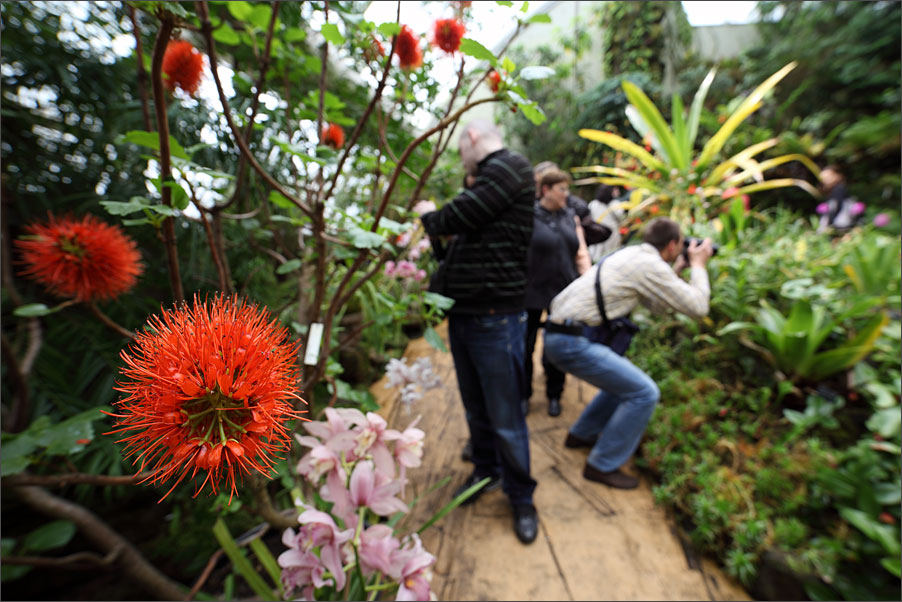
[594,256,611,326]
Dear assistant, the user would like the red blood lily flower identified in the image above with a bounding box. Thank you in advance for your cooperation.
[395,25,423,69]
[322,122,345,149]
[162,40,205,95]
[107,294,306,501]
[488,70,502,92]
[432,18,465,54]
[15,213,143,302]
[687,184,697,195]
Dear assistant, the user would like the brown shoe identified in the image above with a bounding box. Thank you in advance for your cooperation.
[564,432,595,449]
[583,464,639,489]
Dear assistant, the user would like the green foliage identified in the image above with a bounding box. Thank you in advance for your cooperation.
[742,1,901,208]
[598,1,692,82]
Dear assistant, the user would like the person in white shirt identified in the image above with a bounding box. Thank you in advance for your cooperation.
[543,218,714,489]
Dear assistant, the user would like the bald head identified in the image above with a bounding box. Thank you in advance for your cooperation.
[459,119,504,174]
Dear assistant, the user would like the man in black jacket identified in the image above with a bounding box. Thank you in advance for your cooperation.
[418,119,539,544]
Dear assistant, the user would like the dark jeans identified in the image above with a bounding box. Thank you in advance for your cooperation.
[448,311,536,505]
[525,309,566,400]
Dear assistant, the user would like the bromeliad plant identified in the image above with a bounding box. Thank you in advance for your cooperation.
[717,298,888,384]
[573,62,822,225]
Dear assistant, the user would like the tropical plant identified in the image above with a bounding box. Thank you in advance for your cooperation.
[717,299,888,383]
[573,62,823,225]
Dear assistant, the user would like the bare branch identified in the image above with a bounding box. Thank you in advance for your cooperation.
[2,546,122,570]
[14,486,188,601]
[88,303,137,340]
[129,5,153,132]
[149,13,185,303]
[3,472,153,488]
[196,0,313,218]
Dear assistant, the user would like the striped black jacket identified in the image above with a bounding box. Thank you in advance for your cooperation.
[421,148,535,315]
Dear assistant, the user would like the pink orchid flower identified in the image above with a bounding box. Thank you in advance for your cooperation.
[816,202,830,215]
[874,213,890,227]
[354,412,396,477]
[279,529,331,594]
[358,524,400,577]
[391,534,435,601]
[350,460,409,517]
[295,509,354,591]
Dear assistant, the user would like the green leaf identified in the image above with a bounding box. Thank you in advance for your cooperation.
[687,68,716,151]
[881,556,901,578]
[284,27,306,42]
[268,191,294,210]
[213,23,241,45]
[212,519,276,602]
[622,80,683,169]
[21,521,76,553]
[423,292,455,311]
[248,4,272,30]
[519,66,555,80]
[0,432,37,476]
[13,303,52,318]
[100,197,148,216]
[495,1,513,6]
[321,23,345,45]
[424,327,447,353]
[249,538,282,597]
[163,181,190,211]
[347,226,384,249]
[867,407,901,438]
[226,1,253,20]
[417,477,493,534]
[527,13,552,24]
[501,57,516,73]
[276,259,302,275]
[875,482,902,505]
[377,22,400,37]
[517,102,546,125]
[119,130,189,160]
[460,38,496,64]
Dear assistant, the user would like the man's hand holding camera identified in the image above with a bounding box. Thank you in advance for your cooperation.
[672,237,715,273]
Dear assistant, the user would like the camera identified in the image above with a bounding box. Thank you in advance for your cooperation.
[681,237,719,261]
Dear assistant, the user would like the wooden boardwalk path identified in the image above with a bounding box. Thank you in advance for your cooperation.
[371,321,750,601]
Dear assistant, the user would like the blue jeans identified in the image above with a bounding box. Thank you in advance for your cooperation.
[448,311,536,505]
[543,332,660,472]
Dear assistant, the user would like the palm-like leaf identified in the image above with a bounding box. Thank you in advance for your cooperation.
[578,129,666,172]
[696,62,797,169]
[622,81,686,169]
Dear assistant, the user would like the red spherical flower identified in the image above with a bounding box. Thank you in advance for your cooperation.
[687,184,697,195]
[162,40,205,95]
[488,70,502,93]
[322,122,345,149]
[394,25,423,69]
[432,18,465,54]
[107,294,306,501]
[15,213,143,302]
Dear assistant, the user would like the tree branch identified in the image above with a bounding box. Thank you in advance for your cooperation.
[196,0,313,218]
[14,486,188,601]
[149,13,185,303]
[2,546,122,570]
[88,303,137,340]
[3,472,153,488]
[220,0,280,211]
[129,5,153,132]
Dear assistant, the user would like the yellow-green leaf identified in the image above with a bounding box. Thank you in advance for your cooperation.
[623,81,684,169]
[697,62,797,169]
[578,129,665,172]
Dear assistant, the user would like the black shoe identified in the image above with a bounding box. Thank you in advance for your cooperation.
[564,432,595,448]
[547,397,561,417]
[512,503,538,544]
[454,472,501,505]
[583,463,639,489]
[521,398,529,416]
[461,439,473,462]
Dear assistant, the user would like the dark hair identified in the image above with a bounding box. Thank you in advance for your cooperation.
[593,184,617,204]
[642,217,682,250]
[539,168,570,193]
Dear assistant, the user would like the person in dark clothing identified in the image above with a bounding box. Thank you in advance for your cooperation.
[417,119,539,545]
[524,168,590,418]
[816,165,862,233]
[534,161,612,245]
